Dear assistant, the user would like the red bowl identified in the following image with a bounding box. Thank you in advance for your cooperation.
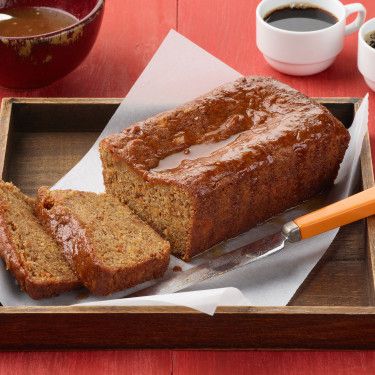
[0,0,104,89]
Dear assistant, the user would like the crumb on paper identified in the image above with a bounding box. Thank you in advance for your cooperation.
[173,266,182,272]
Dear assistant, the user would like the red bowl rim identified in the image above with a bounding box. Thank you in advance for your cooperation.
[0,0,105,41]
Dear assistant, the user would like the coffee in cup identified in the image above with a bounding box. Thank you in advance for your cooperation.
[365,31,375,49]
[264,5,338,32]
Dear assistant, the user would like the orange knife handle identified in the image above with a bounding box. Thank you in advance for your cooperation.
[291,186,375,240]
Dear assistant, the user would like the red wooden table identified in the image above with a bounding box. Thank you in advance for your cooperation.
[0,0,375,373]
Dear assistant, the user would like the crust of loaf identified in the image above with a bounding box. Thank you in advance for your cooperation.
[35,187,170,295]
[100,76,351,260]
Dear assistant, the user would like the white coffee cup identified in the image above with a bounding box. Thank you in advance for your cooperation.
[358,18,375,91]
[256,0,366,76]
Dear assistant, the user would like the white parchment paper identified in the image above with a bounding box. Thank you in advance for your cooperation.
[0,30,369,314]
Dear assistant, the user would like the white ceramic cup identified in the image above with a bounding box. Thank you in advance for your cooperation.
[256,0,366,76]
[358,18,375,91]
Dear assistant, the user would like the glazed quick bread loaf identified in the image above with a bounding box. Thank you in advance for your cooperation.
[0,182,80,299]
[100,76,350,261]
[35,187,170,295]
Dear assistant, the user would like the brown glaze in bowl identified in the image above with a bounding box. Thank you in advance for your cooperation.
[0,0,104,89]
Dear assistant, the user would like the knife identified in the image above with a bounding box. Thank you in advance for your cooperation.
[129,186,375,297]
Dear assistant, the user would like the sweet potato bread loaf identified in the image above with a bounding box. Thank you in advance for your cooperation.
[35,188,170,295]
[0,182,80,299]
[100,76,350,261]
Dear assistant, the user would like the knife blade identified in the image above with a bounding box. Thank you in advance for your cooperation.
[128,230,291,297]
[128,186,375,298]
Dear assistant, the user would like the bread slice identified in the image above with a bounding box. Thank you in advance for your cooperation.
[0,182,80,299]
[35,187,171,295]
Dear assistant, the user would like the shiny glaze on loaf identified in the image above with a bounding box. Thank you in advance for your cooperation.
[103,76,346,194]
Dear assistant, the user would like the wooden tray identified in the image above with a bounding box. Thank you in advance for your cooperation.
[0,97,374,350]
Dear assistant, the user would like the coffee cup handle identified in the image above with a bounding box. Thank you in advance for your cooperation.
[344,3,366,36]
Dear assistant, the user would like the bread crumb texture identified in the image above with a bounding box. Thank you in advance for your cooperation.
[0,181,80,299]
